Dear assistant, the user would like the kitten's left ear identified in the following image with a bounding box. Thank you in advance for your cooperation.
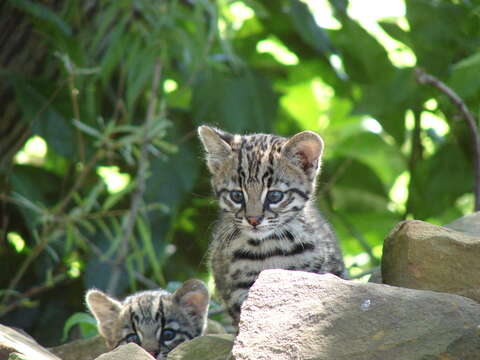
[173,279,210,318]
[85,289,122,343]
[282,131,324,177]
[197,125,233,173]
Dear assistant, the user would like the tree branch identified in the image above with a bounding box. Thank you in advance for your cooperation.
[0,273,70,317]
[415,68,480,211]
[405,108,423,218]
[106,59,163,295]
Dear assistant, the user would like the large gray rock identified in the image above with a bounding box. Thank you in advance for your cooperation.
[167,334,234,360]
[382,219,480,303]
[94,343,152,360]
[0,324,60,360]
[49,335,107,360]
[232,269,480,360]
[445,211,480,236]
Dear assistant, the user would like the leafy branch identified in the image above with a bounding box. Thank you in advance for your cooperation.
[415,68,480,211]
[106,58,164,295]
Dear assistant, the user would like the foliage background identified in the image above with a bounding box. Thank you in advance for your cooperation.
[1,0,479,346]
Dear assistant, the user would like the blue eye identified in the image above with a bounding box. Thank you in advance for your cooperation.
[266,191,284,204]
[162,329,176,341]
[126,333,140,345]
[230,190,244,203]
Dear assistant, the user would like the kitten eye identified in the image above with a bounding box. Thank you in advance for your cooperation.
[162,329,176,341]
[230,190,244,203]
[126,333,140,345]
[266,190,284,204]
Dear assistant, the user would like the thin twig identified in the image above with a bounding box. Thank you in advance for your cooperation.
[405,108,423,218]
[0,273,70,317]
[68,68,85,163]
[106,59,163,295]
[415,68,480,211]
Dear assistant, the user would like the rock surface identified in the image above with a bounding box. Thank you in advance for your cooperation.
[0,324,60,360]
[49,335,107,360]
[445,211,480,236]
[382,219,480,302]
[94,343,152,360]
[167,334,234,360]
[205,319,227,335]
[232,269,480,360]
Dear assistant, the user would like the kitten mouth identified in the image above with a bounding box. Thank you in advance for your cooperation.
[242,226,274,238]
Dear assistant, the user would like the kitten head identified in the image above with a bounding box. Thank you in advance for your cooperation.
[198,125,324,238]
[86,279,209,359]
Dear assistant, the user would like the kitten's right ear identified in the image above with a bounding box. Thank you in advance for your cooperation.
[85,289,122,342]
[197,125,233,173]
[173,279,210,321]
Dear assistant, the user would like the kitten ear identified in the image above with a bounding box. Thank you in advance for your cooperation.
[197,125,233,173]
[173,279,210,319]
[282,131,324,177]
[85,289,122,342]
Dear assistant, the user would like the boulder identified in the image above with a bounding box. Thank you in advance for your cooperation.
[232,269,480,360]
[445,211,480,236]
[382,219,480,302]
[167,334,234,360]
[0,324,60,360]
[205,319,227,335]
[94,343,152,360]
[49,335,108,360]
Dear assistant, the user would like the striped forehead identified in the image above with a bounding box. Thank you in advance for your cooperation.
[125,292,166,323]
[232,134,284,184]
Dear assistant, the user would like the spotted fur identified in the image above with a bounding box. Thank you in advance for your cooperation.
[198,126,345,325]
[85,279,209,359]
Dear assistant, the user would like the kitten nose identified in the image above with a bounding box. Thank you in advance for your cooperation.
[246,216,263,227]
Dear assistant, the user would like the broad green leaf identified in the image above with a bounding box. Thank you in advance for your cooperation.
[449,51,480,100]
[192,69,278,133]
[62,312,97,341]
[378,21,412,48]
[406,0,479,76]
[329,18,394,84]
[288,0,332,55]
[409,142,474,219]
[332,132,405,187]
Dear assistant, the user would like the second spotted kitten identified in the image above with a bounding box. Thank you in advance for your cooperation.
[198,126,346,325]
[86,279,209,359]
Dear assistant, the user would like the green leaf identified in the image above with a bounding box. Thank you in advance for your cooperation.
[62,312,97,341]
[329,17,394,84]
[406,0,479,76]
[192,69,278,133]
[353,68,421,144]
[136,216,164,286]
[10,75,76,157]
[332,132,405,187]
[378,21,412,48]
[409,142,474,219]
[11,165,62,229]
[288,0,332,55]
[8,0,72,37]
[449,51,480,100]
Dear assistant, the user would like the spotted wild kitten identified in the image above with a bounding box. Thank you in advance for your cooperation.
[85,279,209,359]
[198,126,346,325]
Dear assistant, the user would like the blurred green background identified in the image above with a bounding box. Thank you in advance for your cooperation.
[1,0,478,346]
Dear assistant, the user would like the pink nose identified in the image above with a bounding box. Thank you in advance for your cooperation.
[246,216,263,227]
